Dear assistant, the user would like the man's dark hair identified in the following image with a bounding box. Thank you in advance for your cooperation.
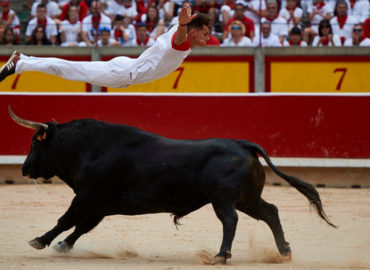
[187,14,211,30]
[37,4,47,10]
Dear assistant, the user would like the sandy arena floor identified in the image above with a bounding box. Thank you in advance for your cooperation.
[0,184,369,270]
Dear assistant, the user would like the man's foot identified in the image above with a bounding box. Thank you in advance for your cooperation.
[0,51,20,82]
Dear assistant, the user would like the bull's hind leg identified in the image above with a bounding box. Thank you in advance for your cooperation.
[53,215,104,253]
[236,199,291,258]
[211,201,238,264]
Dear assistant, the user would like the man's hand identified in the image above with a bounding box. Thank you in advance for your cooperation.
[178,7,196,26]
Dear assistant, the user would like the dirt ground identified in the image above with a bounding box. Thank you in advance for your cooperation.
[0,184,369,270]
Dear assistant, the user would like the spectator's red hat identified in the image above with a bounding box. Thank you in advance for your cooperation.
[0,0,10,6]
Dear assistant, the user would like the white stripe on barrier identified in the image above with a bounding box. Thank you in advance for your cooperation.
[1,155,369,168]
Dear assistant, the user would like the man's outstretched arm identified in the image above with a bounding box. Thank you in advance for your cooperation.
[174,7,197,46]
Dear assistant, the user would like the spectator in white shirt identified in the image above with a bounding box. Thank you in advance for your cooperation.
[129,22,156,47]
[222,20,253,46]
[283,26,307,46]
[330,0,358,45]
[345,0,369,23]
[279,0,303,31]
[81,0,112,47]
[262,0,288,43]
[253,21,282,46]
[312,19,341,46]
[26,3,58,45]
[60,5,85,47]
[303,0,333,45]
[31,0,61,20]
[343,23,370,46]
[97,27,120,47]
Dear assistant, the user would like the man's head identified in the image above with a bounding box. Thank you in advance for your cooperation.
[261,21,272,38]
[266,0,278,19]
[187,13,211,47]
[287,0,297,9]
[336,0,348,17]
[36,4,47,20]
[289,27,302,44]
[352,24,363,43]
[68,5,79,22]
[136,22,149,42]
[90,0,100,17]
[99,27,111,45]
[0,0,10,10]
[234,4,245,20]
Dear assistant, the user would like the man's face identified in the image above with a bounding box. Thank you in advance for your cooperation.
[37,7,47,20]
[261,23,271,38]
[90,2,99,16]
[287,0,296,9]
[189,25,210,47]
[137,26,148,40]
[230,24,243,38]
[267,3,277,18]
[234,5,245,20]
[290,33,301,44]
[68,7,78,21]
[352,26,362,41]
[336,3,347,17]
[100,31,110,42]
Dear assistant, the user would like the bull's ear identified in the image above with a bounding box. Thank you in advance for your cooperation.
[37,131,47,142]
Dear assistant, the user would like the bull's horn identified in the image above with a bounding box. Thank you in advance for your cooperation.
[8,106,48,131]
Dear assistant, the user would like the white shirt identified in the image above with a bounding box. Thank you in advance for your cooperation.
[60,19,81,46]
[0,9,20,29]
[222,36,253,47]
[312,34,341,46]
[283,39,308,46]
[26,16,58,39]
[261,16,288,38]
[307,2,332,33]
[279,7,303,30]
[238,0,267,23]
[345,0,369,23]
[330,15,358,42]
[253,33,282,46]
[106,1,138,18]
[82,13,112,42]
[360,38,370,46]
[31,1,61,18]
[130,25,192,85]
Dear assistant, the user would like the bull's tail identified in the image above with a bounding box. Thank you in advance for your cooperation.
[236,140,337,228]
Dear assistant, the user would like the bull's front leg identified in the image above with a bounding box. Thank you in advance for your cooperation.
[211,202,238,264]
[29,191,92,250]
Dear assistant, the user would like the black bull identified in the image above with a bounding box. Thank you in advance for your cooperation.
[9,106,336,264]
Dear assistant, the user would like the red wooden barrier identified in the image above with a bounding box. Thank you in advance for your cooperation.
[0,93,369,158]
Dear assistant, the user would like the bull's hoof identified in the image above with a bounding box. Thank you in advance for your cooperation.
[211,251,231,265]
[29,238,46,250]
[280,243,292,261]
[211,256,227,265]
[53,241,73,253]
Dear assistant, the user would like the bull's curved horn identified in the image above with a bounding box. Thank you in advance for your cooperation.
[8,106,48,131]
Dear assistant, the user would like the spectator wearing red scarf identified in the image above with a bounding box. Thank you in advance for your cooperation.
[283,26,307,46]
[262,0,288,43]
[312,19,341,46]
[343,24,370,46]
[59,0,88,22]
[81,0,111,46]
[330,0,358,45]
[0,0,20,42]
[130,22,155,46]
[25,4,58,45]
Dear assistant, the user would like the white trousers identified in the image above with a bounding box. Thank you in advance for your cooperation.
[16,54,135,88]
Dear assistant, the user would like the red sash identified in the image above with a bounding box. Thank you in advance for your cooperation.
[337,15,347,29]
[37,17,47,29]
[137,35,149,46]
[265,14,279,22]
[92,14,101,30]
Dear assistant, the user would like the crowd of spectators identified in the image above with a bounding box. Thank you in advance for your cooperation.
[0,0,369,47]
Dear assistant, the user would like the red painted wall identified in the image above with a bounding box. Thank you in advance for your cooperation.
[1,94,369,158]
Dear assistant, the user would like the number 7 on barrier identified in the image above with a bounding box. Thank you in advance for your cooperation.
[173,67,184,90]
[333,68,347,91]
